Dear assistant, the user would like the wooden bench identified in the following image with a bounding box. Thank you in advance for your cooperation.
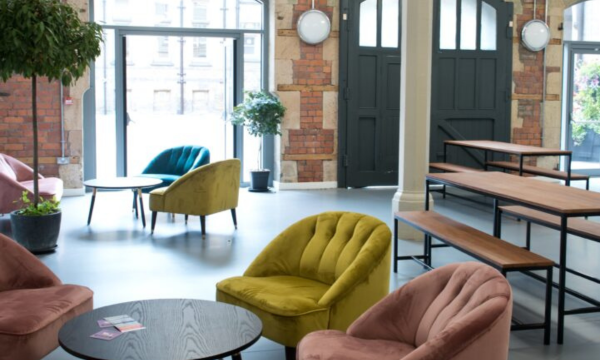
[429,162,482,173]
[428,163,482,198]
[394,210,554,344]
[486,161,590,190]
[498,205,600,249]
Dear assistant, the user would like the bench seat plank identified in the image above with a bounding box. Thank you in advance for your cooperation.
[395,211,554,269]
[500,206,600,242]
[429,163,482,173]
[486,161,589,181]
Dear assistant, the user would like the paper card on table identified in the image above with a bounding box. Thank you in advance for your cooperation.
[115,322,146,332]
[90,328,123,341]
[97,319,113,328]
[104,315,135,324]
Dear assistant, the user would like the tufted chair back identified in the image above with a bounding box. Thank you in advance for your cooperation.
[244,212,391,286]
[343,262,512,359]
[0,233,61,293]
[142,146,210,176]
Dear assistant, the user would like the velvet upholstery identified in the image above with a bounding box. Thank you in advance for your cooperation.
[216,212,391,347]
[297,262,512,360]
[0,154,63,214]
[139,146,210,192]
[150,159,241,234]
[0,233,93,360]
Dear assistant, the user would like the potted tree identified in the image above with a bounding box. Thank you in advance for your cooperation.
[0,0,102,252]
[231,91,286,192]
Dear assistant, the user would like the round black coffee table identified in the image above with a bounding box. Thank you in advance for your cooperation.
[58,299,262,360]
[83,177,163,227]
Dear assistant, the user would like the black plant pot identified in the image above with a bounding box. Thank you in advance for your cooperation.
[10,211,61,254]
[249,170,270,192]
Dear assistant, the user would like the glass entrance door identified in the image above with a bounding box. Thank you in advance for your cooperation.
[123,35,235,175]
[567,45,600,175]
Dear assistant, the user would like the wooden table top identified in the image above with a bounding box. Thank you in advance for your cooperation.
[445,140,571,156]
[426,172,600,216]
[59,299,262,360]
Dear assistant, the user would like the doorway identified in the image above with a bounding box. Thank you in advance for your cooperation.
[564,44,600,175]
[430,0,513,167]
[338,0,402,188]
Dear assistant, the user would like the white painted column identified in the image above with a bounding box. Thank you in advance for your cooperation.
[392,0,434,240]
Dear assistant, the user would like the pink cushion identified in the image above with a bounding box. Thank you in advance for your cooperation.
[0,285,93,335]
[298,330,415,360]
[20,178,63,200]
[0,156,16,181]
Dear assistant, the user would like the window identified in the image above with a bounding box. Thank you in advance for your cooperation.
[480,2,497,51]
[193,2,209,27]
[192,90,210,113]
[153,90,171,112]
[157,36,169,58]
[359,0,377,47]
[245,36,256,56]
[460,0,477,50]
[381,0,399,48]
[155,2,170,24]
[193,38,207,59]
[112,0,131,23]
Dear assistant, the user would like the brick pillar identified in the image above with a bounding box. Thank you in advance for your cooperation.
[277,0,339,185]
[512,0,561,166]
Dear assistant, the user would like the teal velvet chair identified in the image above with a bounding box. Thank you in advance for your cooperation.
[133,146,210,214]
[139,146,210,191]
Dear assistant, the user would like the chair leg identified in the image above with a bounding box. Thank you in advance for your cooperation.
[185,214,189,224]
[132,191,138,218]
[285,347,296,360]
[231,208,237,229]
[200,216,206,239]
[151,212,157,234]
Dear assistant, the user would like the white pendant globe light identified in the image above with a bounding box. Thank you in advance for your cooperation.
[297,0,331,45]
[521,19,551,52]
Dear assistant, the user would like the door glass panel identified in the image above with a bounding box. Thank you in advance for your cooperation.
[480,2,497,51]
[95,29,117,179]
[360,0,377,47]
[571,53,600,172]
[440,0,457,50]
[381,0,399,48]
[243,34,263,182]
[460,0,477,50]
[124,35,234,176]
[93,0,263,30]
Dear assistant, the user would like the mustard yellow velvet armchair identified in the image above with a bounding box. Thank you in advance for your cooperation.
[216,212,391,358]
[149,159,240,238]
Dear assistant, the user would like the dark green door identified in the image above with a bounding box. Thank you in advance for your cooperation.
[430,0,513,167]
[339,0,401,187]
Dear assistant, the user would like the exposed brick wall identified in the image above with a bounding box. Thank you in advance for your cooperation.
[277,0,338,183]
[0,76,62,177]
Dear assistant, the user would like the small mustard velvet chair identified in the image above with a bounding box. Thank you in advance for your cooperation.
[149,159,240,238]
[297,262,513,360]
[216,212,392,359]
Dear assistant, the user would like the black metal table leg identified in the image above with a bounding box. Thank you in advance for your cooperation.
[87,188,97,226]
[425,180,431,211]
[519,155,524,177]
[566,154,572,186]
[393,218,398,273]
[558,216,568,344]
[544,266,553,345]
[493,199,500,237]
[132,190,139,219]
[137,188,146,228]
[231,353,242,360]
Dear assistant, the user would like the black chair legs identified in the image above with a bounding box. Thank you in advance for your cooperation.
[151,211,157,234]
[285,347,296,360]
[231,209,237,229]
[200,216,206,239]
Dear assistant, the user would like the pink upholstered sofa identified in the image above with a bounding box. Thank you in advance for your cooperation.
[297,262,513,360]
[0,233,93,360]
[0,153,63,214]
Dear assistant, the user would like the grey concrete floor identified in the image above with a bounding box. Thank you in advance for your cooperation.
[2,179,600,360]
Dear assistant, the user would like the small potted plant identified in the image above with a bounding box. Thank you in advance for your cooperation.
[0,0,102,252]
[231,91,286,192]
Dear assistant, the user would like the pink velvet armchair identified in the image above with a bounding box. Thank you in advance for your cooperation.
[0,153,63,214]
[0,233,93,360]
[297,262,513,360]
